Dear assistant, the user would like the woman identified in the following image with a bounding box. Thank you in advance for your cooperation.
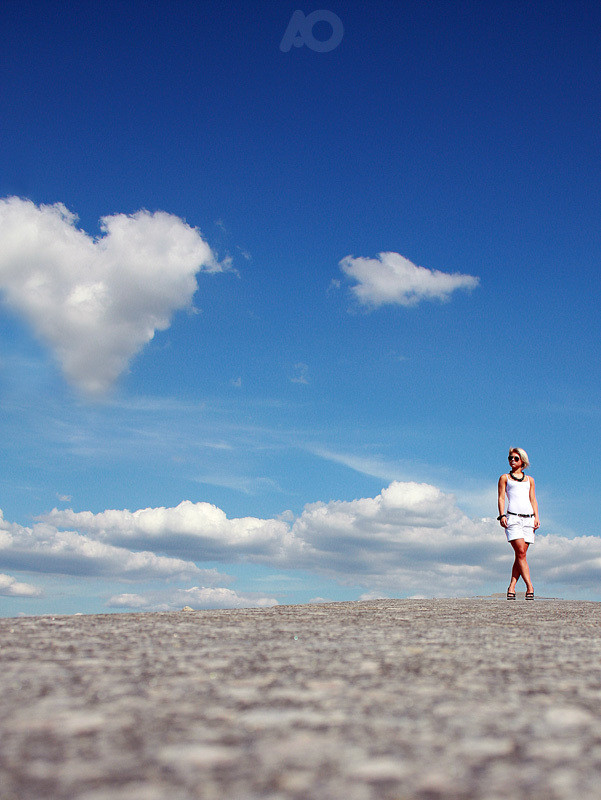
[497,447,540,600]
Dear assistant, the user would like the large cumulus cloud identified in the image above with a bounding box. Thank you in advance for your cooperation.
[0,197,224,395]
[290,482,504,594]
[46,483,500,596]
[43,500,302,563]
[0,509,207,580]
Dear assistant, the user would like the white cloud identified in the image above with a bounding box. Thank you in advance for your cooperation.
[35,484,513,596]
[534,534,601,587]
[307,445,498,518]
[42,500,300,563]
[340,252,479,308]
[291,484,601,597]
[359,591,390,601]
[193,474,283,496]
[106,593,149,609]
[21,481,601,600]
[108,586,278,611]
[308,446,403,483]
[290,481,502,594]
[0,197,224,396]
[0,509,205,580]
[174,586,278,609]
[0,572,42,597]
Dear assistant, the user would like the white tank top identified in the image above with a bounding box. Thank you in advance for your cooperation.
[506,474,533,515]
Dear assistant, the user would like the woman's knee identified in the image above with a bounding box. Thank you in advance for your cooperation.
[511,540,529,558]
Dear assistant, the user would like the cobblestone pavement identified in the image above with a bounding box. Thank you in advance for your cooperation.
[2,598,601,800]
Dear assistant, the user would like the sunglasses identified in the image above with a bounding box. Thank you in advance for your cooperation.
[508,455,521,462]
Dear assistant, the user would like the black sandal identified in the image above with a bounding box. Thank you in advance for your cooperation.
[506,590,516,600]
[525,592,534,600]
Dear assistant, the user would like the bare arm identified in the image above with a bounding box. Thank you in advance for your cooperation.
[529,476,540,529]
[497,474,508,527]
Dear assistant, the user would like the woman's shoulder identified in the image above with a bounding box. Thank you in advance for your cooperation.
[498,472,508,484]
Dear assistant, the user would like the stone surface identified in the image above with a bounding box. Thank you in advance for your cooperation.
[2,598,601,799]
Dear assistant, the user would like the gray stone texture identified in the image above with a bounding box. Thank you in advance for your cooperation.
[2,598,601,799]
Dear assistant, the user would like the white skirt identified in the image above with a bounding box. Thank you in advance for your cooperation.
[506,515,535,544]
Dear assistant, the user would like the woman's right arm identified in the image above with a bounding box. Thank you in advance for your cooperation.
[497,474,508,527]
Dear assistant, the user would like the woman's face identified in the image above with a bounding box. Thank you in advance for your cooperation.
[508,453,522,469]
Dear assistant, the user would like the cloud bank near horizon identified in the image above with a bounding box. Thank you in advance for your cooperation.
[340,252,479,308]
[41,482,501,597]
[10,480,597,607]
[0,197,225,396]
[107,586,279,612]
[0,509,212,581]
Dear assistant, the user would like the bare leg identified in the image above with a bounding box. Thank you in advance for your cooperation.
[508,539,533,593]
[508,558,521,592]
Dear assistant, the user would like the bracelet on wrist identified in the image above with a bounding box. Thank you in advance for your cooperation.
[497,514,506,520]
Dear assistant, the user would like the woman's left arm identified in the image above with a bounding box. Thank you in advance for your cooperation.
[529,477,540,529]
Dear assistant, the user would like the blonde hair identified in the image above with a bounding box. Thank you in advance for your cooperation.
[508,447,530,469]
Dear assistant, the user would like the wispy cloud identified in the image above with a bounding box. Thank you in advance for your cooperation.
[0,197,226,396]
[307,446,403,482]
[194,474,285,495]
[290,363,309,384]
[340,252,479,308]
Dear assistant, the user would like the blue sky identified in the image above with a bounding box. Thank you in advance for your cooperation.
[2,0,601,615]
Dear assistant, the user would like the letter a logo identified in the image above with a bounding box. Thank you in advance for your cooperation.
[280,10,344,53]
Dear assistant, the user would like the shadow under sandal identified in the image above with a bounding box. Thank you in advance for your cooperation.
[525,591,534,600]
[507,590,516,600]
